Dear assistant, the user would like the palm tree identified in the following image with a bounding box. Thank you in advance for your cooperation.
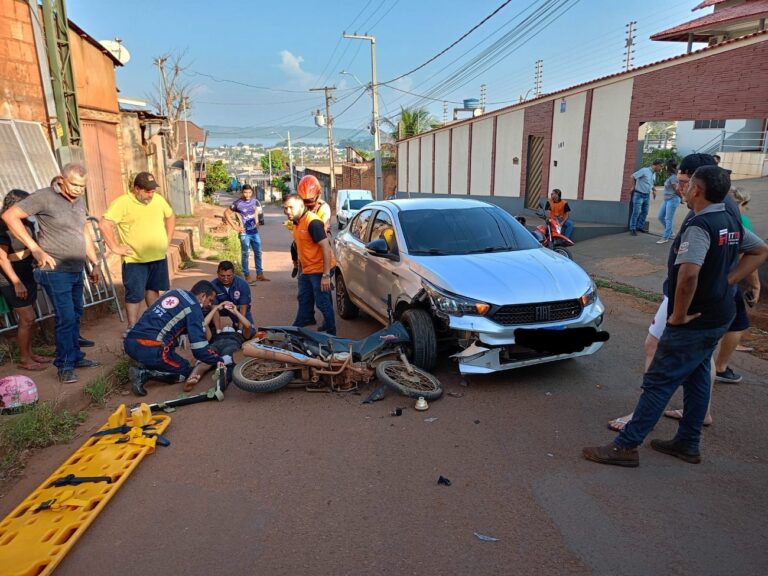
[387,106,441,140]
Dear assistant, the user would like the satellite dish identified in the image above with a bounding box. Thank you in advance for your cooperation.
[99,39,131,65]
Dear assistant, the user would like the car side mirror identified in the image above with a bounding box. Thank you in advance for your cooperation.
[366,238,396,259]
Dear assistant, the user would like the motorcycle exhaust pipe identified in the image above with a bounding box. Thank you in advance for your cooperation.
[244,342,328,368]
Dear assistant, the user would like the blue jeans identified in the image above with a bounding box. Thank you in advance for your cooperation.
[657,196,681,240]
[293,272,336,335]
[629,191,650,232]
[38,270,86,371]
[560,219,574,239]
[615,321,730,452]
[239,232,263,276]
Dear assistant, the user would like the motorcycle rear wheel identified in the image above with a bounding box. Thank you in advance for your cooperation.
[232,358,295,393]
[375,360,443,400]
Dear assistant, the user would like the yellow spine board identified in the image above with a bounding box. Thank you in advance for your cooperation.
[0,403,171,576]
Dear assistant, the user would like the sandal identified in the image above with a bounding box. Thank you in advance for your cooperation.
[735,345,753,353]
[607,414,633,432]
[663,408,712,426]
[17,361,48,372]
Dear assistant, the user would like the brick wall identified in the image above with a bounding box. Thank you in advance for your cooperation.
[0,0,46,125]
[340,163,397,198]
[622,39,768,201]
[520,100,554,201]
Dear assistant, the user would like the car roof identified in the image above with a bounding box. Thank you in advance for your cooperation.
[373,198,494,211]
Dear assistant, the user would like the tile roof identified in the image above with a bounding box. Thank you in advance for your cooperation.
[652,0,768,41]
[693,0,730,10]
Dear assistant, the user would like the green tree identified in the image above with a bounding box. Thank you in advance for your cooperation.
[204,160,229,194]
[260,148,285,174]
[389,106,441,140]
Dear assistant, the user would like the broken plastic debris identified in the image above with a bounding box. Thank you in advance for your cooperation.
[447,391,465,398]
[459,379,469,387]
[451,343,490,358]
[547,453,554,457]
[390,408,403,417]
[424,417,439,423]
[545,392,552,396]
[437,476,452,486]
[473,532,499,542]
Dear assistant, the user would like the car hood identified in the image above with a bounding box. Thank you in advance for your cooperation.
[407,248,592,305]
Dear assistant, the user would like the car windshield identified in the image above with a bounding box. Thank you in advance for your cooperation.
[399,207,540,255]
[348,199,372,210]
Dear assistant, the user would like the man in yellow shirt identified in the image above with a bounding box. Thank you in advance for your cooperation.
[99,172,175,328]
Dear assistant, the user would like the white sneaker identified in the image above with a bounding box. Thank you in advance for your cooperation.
[656,238,669,244]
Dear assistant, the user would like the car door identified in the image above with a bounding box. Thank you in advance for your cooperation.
[364,208,402,319]
[337,208,374,299]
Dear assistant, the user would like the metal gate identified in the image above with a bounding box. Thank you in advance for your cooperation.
[0,217,124,335]
[81,121,123,217]
[525,135,545,209]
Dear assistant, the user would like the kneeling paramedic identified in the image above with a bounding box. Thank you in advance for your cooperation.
[124,280,234,396]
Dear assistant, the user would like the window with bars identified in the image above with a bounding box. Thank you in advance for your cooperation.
[693,119,726,130]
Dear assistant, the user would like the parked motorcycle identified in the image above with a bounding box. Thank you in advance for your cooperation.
[232,322,443,400]
[533,212,574,259]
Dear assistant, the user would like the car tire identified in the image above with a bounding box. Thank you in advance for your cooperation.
[259,216,265,226]
[400,308,437,372]
[335,271,359,319]
[337,217,344,230]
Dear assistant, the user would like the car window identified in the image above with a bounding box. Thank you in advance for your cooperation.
[348,199,372,210]
[398,206,540,255]
[369,211,398,254]
[349,209,374,241]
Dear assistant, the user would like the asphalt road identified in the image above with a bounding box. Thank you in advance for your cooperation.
[2,205,767,576]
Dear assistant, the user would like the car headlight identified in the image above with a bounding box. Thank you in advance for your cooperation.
[580,281,598,307]
[422,281,490,317]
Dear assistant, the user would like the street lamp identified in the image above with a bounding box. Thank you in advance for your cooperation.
[342,33,382,200]
[270,130,295,193]
[340,70,368,90]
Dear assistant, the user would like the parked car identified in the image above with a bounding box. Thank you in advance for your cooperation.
[334,198,605,374]
[254,198,265,226]
[336,189,374,229]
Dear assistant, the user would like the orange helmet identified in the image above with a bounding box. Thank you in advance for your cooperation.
[298,175,322,201]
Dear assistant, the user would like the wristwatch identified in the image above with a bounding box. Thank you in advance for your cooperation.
[322,273,330,279]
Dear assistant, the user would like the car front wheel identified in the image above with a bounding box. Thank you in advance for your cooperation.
[335,271,359,319]
[400,308,437,372]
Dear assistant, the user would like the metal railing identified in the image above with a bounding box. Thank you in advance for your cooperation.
[0,217,124,335]
[695,130,768,155]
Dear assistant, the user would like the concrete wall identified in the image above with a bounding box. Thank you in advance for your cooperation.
[450,124,469,195]
[420,134,433,193]
[470,117,493,195]
[583,79,634,201]
[549,91,586,200]
[397,142,407,190]
[434,130,449,193]
[494,109,524,197]
[720,151,768,179]
[407,139,419,191]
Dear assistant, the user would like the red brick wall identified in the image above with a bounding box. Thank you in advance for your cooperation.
[340,163,397,199]
[520,100,554,201]
[622,40,768,201]
[0,0,46,125]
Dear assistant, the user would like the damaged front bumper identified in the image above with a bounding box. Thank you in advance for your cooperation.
[445,302,606,375]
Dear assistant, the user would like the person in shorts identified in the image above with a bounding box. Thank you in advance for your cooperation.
[0,189,52,371]
[99,172,175,330]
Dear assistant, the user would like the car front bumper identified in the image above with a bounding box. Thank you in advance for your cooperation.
[444,301,606,375]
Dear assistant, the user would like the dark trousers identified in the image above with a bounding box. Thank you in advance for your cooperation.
[124,338,191,378]
[293,272,336,335]
[38,270,85,371]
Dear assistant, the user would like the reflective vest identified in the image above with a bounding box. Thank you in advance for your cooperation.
[293,210,336,274]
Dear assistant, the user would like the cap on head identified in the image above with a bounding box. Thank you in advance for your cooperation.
[134,172,159,190]
[298,175,322,201]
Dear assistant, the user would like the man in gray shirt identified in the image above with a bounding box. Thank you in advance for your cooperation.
[628,158,663,236]
[2,163,103,383]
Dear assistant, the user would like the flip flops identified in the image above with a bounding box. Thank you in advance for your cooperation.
[663,408,712,426]
[607,414,632,432]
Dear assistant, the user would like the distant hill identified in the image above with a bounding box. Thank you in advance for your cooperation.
[203,125,373,145]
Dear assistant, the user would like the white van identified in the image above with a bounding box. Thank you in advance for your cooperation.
[336,189,373,229]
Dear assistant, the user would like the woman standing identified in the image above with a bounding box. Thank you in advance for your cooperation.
[0,189,52,370]
[656,160,680,244]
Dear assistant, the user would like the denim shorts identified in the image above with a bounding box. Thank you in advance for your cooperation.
[123,259,170,303]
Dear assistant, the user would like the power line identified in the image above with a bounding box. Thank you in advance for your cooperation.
[381,0,515,86]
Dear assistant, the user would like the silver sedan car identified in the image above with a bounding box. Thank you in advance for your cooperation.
[334,198,606,375]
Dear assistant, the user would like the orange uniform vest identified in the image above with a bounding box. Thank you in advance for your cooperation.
[293,210,336,274]
[548,199,568,220]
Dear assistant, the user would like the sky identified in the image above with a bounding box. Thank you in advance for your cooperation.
[67,0,710,141]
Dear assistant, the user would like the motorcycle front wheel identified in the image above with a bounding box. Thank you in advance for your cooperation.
[232,358,295,393]
[375,360,443,400]
[554,246,572,259]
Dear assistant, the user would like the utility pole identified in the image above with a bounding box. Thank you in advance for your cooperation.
[287,131,295,193]
[534,60,543,97]
[268,149,273,201]
[480,84,487,111]
[311,86,337,206]
[443,101,448,125]
[624,21,637,71]
[154,56,168,116]
[343,33,382,200]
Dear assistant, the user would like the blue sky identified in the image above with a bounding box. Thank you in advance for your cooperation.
[68,0,708,138]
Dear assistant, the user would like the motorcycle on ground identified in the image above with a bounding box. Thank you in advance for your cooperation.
[532,212,574,259]
[232,321,443,400]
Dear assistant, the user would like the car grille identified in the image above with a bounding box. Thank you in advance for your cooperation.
[491,299,582,325]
